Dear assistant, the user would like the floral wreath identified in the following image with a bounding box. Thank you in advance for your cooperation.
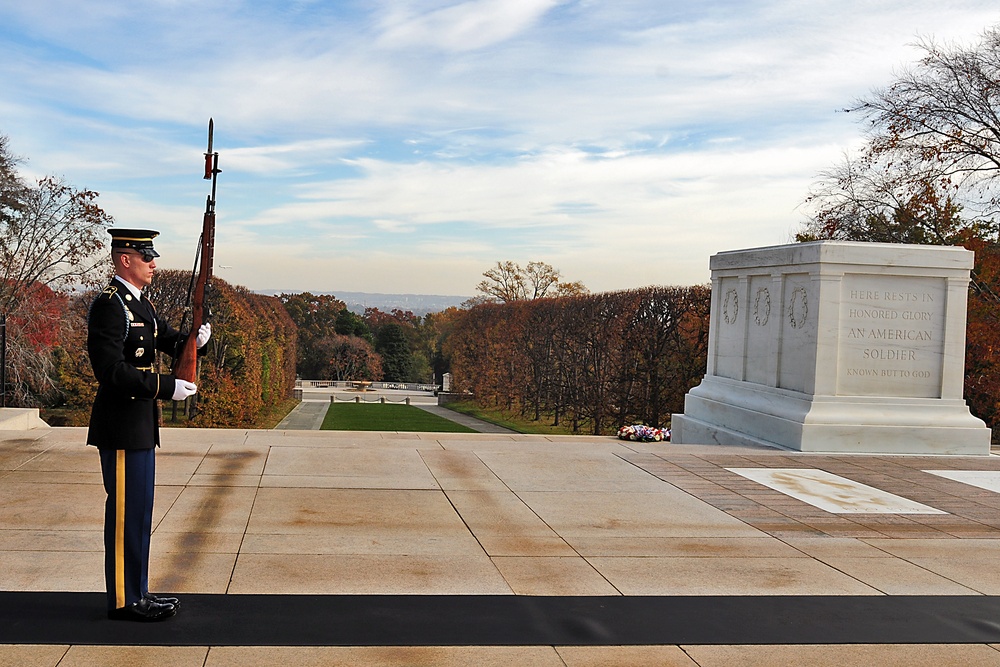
[617,424,670,442]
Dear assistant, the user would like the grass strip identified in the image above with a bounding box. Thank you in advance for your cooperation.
[321,403,477,433]
[442,401,585,436]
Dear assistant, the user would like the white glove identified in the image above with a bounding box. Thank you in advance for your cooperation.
[196,323,212,348]
[172,379,197,401]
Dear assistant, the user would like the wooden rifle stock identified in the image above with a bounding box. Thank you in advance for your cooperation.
[174,119,219,383]
[173,207,215,382]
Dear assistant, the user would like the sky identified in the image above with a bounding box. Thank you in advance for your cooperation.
[1,1,998,297]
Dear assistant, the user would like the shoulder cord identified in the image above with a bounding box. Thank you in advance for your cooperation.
[111,291,131,340]
[88,287,130,341]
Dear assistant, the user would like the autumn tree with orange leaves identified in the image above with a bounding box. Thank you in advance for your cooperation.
[145,271,297,428]
[447,286,710,435]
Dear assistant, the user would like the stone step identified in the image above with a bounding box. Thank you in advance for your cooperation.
[0,408,49,430]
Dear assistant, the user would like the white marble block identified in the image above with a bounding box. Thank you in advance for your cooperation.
[671,241,991,455]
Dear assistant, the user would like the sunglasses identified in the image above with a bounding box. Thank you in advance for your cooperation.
[116,250,156,263]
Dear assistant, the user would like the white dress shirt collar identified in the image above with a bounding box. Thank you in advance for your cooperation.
[113,275,143,301]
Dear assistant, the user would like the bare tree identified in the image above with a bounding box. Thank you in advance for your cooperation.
[0,136,113,406]
[474,260,588,303]
[801,26,1000,242]
[854,29,1000,219]
[0,135,28,228]
[799,152,965,243]
[475,260,526,302]
[0,176,112,312]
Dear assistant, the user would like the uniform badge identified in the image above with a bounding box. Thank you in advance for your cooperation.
[126,309,134,321]
[125,294,133,301]
[135,348,145,358]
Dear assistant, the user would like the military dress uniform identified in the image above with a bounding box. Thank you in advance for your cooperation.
[87,230,189,621]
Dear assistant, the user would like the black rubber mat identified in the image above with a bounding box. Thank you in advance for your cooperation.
[3,593,1000,646]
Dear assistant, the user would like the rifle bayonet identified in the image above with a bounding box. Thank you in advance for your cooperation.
[204,117,215,180]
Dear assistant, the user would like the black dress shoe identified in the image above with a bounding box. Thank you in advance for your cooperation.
[145,593,180,607]
[107,597,177,622]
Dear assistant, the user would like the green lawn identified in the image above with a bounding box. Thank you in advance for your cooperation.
[320,403,477,433]
[442,401,581,435]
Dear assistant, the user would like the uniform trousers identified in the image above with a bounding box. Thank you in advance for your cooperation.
[98,447,155,611]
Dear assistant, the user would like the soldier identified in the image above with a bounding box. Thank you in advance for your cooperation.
[87,228,210,622]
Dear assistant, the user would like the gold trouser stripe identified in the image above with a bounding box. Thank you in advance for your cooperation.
[115,450,126,609]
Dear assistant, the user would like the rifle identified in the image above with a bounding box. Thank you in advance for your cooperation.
[174,118,219,382]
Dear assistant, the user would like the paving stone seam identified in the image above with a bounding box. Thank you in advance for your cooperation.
[443,450,624,596]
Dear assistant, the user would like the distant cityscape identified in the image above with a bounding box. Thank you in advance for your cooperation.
[259,290,470,316]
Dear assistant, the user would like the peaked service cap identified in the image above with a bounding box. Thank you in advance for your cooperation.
[108,228,160,258]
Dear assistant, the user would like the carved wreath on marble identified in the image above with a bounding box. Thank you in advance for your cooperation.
[753,287,770,326]
[788,286,808,328]
[723,288,739,325]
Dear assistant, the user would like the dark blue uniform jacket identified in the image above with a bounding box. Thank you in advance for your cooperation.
[87,278,185,450]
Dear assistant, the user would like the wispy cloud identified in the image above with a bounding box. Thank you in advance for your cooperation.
[376,0,565,51]
[0,0,997,294]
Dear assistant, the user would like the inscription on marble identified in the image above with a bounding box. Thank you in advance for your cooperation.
[838,275,944,398]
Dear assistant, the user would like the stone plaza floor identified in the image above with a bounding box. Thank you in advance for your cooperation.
[3,426,1000,665]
